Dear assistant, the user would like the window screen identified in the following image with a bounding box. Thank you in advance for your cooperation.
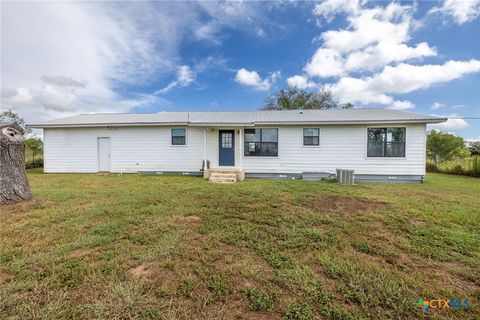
[303,128,319,146]
[171,128,186,145]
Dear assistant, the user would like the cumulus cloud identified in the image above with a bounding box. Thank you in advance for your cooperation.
[429,0,480,24]
[286,75,317,89]
[305,2,437,78]
[0,1,272,123]
[390,100,415,110]
[327,60,480,105]
[235,68,280,91]
[432,102,446,110]
[313,0,364,22]
[292,1,480,111]
[429,114,469,130]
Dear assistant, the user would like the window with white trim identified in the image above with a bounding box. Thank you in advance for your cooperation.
[303,128,319,146]
[244,128,278,156]
[171,128,186,145]
[367,127,405,157]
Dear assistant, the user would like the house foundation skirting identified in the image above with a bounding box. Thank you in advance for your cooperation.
[137,170,424,183]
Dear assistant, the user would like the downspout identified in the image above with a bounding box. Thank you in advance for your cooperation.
[239,128,243,169]
[203,128,207,176]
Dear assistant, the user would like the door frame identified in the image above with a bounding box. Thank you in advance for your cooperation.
[218,130,235,167]
[97,137,111,172]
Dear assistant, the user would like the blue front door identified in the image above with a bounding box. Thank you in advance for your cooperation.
[219,130,235,166]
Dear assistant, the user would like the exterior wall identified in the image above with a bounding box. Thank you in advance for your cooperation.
[239,124,427,176]
[43,123,427,176]
[43,127,206,173]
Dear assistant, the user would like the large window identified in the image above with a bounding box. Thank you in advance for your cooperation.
[303,128,319,146]
[244,128,278,156]
[367,127,405,157]
[171,128,186,145]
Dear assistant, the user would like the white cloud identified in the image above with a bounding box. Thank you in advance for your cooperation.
[390,100,415,110]
[313,0,363,22]
[286,75,317,89]
[327,60,480,105]
[429,114,469,130]
[306,2,437,78]
[156,66,196,94]
[0,1,272,123]
[235,68,280,91]
[429,0,480,24]
[432,102,446,110]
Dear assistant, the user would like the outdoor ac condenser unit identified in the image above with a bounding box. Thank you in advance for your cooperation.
[336,169,355,185]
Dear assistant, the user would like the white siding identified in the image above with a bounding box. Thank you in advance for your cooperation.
[239,124,426,175]
[44,127,205,173]
[43,124,427,176]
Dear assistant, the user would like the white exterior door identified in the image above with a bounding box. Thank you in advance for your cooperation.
[98,137,111,172]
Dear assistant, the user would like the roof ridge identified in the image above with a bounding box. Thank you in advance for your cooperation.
[78,107,390,116]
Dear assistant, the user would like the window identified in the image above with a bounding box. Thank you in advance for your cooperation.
[244,128,278,156]
[171,128,186,145]
[367,127,405,157]
[221,132,233,148]
[303,128,319,146]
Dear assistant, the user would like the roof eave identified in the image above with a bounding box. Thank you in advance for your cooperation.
[28,118,448,129]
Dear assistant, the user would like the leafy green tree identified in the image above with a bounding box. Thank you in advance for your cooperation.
[0,109,31,134]
[263,87,352,110]
[25,137,43,164]
[467,141,480,155]
[427,130,467,166]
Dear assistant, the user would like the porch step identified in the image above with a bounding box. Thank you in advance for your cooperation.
[209,172,237,184]
[205,168,245,182]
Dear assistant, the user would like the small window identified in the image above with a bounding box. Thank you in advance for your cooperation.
[244,128,278,156]
[367,127,405,157]
[171,128,186,145]
[221,132,233,148]
[303,128,319,146]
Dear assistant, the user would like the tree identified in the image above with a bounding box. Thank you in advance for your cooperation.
[426,130,467,166]
[25,137,43,164]
[0,109,31,135]
[263,87,352,110]
[0,123,32,204]
[467,141,480,155]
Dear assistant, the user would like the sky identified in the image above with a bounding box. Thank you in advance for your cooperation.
[1,0,479,139]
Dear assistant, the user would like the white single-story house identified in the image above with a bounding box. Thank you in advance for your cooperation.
[30,109,446,183]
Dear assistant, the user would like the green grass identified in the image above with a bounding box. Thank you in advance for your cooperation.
[1,170,479,319]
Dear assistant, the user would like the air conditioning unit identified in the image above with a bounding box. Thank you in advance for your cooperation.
[336,169,355,185]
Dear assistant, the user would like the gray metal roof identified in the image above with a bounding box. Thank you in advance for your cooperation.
[29,109,446,128]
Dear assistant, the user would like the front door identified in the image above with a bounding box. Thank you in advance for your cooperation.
[219,130,235,166]
[98,137,111,172]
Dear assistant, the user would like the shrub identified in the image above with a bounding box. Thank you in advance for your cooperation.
[426,156,480,177]
[425,162,437,173]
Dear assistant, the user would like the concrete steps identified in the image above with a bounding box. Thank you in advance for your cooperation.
[209,172,237,184]
[205,168,245,184]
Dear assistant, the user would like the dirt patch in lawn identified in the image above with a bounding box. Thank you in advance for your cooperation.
[0,201,36,214]
[128,262,157,279]
[171,215,203,226]
[298,195,387,214]
[0,271,13,284]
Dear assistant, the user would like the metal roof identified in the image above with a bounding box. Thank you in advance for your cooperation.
[29,109,447,128]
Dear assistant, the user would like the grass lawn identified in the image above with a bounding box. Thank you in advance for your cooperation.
[1,170,479,319]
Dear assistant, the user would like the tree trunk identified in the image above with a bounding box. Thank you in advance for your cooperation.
[0,123,32,204]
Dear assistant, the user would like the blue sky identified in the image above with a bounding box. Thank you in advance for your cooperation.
[1,1,479,139]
